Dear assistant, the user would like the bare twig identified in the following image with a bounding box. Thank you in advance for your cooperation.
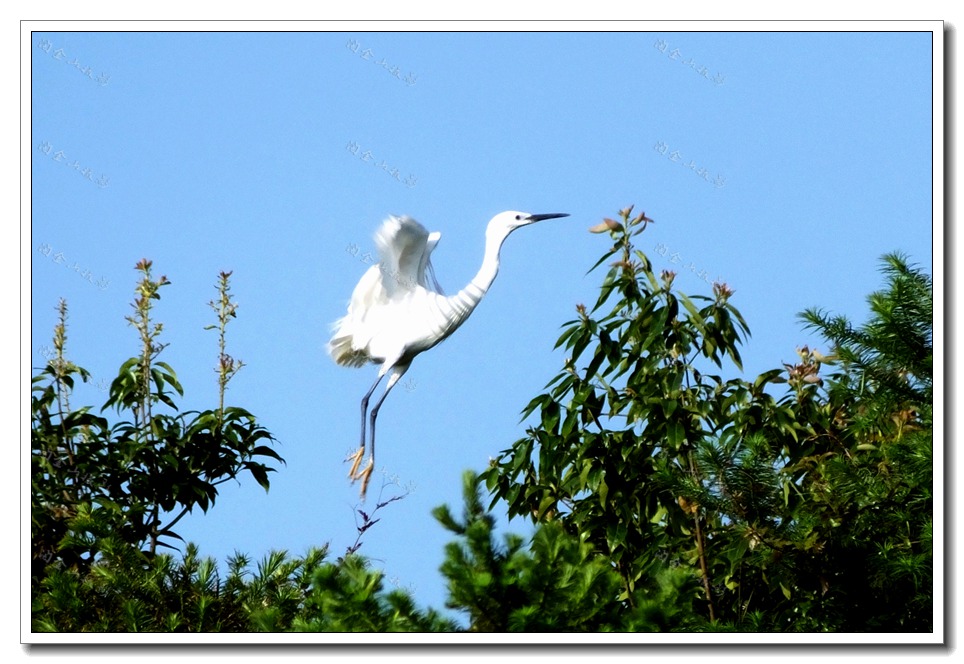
[345,471,412,556]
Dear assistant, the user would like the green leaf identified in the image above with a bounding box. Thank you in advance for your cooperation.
[541,401,561,433]
[155,362,184,396]
[571,328,593,364]
[666,420,685,450]
[245,462,272,490]
[251,445,284,462]
[553,324,580,350]
[585,347,606,381]
[586,244,619,275]
[678,292,706,330]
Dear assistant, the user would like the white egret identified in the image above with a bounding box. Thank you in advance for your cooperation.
[328,211,569,496]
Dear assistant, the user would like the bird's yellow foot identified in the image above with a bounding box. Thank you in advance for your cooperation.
[346,448,374,499]
[347,446,365,479]
[357,459,374,500]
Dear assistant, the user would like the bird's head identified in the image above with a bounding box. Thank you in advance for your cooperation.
[489,210,570,236]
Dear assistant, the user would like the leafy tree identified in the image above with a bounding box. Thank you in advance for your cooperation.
[291,553,457,632]
[31,261,449,634]
[34,535,456,632]
[435,471,702,631]
[479,208,933,632]
[34,536,271,632]
[801,251,932,419]
[788,252,933,631]
[31,262,283,588]
[480,207,761,622]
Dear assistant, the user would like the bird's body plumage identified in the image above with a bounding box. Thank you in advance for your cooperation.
[329,211,568,497]
[329,215,458,368]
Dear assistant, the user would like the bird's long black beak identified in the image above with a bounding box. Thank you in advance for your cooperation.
[527,213,570,222]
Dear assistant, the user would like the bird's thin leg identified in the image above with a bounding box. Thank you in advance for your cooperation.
[351,369,386,480]
[360,364,409,497]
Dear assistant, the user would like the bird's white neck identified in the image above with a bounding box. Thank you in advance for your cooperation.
[469,223,511,294]
[432,224,512,336]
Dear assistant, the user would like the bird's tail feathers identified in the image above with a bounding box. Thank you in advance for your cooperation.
[327,333,370,367]
[328,315,371,367]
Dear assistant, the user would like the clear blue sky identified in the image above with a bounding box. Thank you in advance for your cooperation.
[30,29,935,623]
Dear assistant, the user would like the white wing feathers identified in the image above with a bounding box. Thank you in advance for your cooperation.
[375,216,444,296]
[328,216,444,367]
[423,231,444,294]
[327,264,382,367]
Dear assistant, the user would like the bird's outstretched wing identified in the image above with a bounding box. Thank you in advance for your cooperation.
[328,216,443,367]
[375,216,443,296]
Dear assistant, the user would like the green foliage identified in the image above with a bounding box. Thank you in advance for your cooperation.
[480,206,757,621]
[31,262,283,588]
[292,555,457,632]
[479,207,933,632]
[800,252,932,416]
[34,538,255,632]
[33,535,453,632]
[31,261,448,634]
[787,252,934,631]
[435,471,701,631]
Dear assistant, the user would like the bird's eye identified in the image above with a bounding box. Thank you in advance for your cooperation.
[515,215,523,221]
